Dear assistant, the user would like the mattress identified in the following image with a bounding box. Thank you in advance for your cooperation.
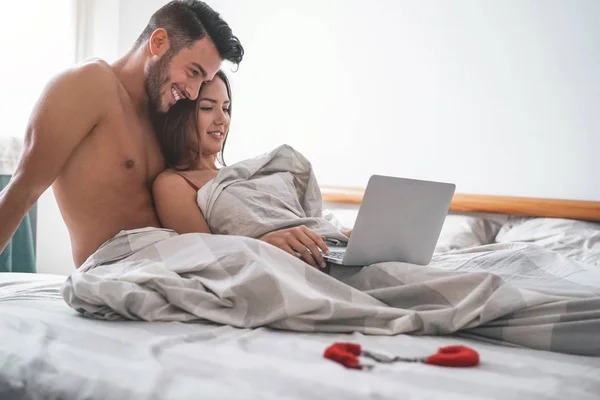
[1,273,599,400]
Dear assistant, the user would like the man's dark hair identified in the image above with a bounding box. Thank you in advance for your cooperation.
[134,0,244,65]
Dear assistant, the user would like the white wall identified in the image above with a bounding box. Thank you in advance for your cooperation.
[119,0,599,201]
[76,0,121,63]
[0,1,77,138]
[0,1,77,275]
[5,0,598,274]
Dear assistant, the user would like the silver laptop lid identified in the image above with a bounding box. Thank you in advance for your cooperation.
[343,175,455,266]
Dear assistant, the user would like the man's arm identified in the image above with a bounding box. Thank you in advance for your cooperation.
[0,62,112,254]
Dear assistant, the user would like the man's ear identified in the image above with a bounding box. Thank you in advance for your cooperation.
[148,28,171,56]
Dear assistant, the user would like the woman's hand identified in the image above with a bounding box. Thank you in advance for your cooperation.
[259,226,330,269]
[342,229,353,238]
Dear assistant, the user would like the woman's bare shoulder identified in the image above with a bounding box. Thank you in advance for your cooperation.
[153,168,218,193]
[153,169,193,191]
[184,170,219,189]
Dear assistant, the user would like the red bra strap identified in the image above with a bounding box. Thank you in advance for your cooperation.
[176,173,200,191]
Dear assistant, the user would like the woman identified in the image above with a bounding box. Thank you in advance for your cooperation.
[153,71,349,269]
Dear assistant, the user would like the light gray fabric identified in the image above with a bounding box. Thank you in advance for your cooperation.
[62,227,600,356]
[496,216,600,266]
[5,274,600,400]
[434,213,506,254]
[61,146,600,356]
[196,144,349,243]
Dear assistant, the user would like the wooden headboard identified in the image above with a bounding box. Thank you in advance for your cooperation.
[321,186,600,222]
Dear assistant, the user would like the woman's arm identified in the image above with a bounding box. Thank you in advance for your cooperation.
[152,171,211,234]
[153,171,330,269]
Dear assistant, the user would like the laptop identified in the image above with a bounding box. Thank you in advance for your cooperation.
[323,175,456,266]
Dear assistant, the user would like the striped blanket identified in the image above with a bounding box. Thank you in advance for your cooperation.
[62,146,600,356]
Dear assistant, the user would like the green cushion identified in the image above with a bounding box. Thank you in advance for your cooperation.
[0,175,36,273]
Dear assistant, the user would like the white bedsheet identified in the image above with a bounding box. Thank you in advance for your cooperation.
[1,273,599,400]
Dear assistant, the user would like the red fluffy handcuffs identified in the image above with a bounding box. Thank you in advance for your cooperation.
[323,342,480,370]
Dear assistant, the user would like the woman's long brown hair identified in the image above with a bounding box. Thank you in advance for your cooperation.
[157,70,232,170]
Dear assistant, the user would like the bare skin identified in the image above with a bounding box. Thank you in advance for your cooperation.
[153,77,339,269]
[153,77,231,237]
[0,29,221,267]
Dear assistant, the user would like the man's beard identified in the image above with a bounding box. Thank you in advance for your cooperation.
[145,50,174,130]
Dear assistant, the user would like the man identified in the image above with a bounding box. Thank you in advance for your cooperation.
[0,0,244,267]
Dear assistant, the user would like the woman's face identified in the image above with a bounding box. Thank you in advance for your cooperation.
[195,76,231,157]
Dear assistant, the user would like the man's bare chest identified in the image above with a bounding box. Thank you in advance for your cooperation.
[64,110,165,187]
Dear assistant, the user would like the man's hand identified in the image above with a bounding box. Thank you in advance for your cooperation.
[259,226,330,269]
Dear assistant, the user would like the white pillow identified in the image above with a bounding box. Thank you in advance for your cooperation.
[434,213,506,254]
[496,217,600,266]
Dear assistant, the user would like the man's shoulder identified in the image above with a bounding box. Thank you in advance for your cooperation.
[65,58,119,93]
[74,57,114,76]
[27,59,122,129]
[46,58,120,104]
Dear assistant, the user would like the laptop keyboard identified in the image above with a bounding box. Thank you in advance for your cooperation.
[328,251,346,259]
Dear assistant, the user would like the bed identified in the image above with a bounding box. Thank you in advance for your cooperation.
[321,187,600,266]
[1,188,599,399]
